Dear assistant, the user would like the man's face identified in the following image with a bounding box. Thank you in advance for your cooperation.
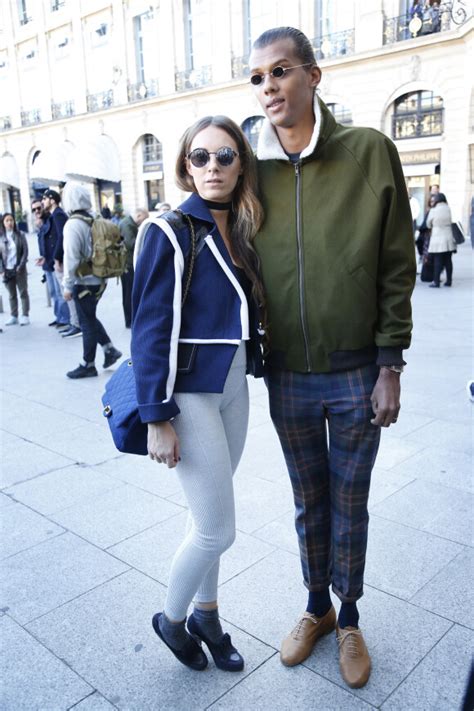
[249,39,321,130]
[134,210,147,226]
[42,195,54,212]
[31,201,43,218]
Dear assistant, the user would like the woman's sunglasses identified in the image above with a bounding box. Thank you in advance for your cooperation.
[187,147,238,168]
[250,63,312,86]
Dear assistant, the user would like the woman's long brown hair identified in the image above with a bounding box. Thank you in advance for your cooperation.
[175,115,266,323]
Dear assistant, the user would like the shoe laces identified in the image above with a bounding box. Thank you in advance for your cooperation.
[291,612,318,640]
[337,627,363,658]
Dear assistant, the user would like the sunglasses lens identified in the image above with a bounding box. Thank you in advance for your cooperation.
[250,74,263,86]
[189,149,209,167]
[216,148,235,166]
[271,66,285,78]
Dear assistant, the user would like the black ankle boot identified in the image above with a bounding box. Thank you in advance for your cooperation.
[187,613,244,671]
[152,613,208,671]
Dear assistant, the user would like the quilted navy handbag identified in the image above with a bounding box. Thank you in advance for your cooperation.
[101,211,198,456]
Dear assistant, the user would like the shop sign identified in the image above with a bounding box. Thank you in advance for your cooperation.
[399,149,441,165]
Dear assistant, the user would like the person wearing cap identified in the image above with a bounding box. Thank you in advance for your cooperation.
[41,188,81,337]
[248,27,415,688]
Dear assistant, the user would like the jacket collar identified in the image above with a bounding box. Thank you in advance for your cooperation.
[256,95,337,161]
[179,192,216,227]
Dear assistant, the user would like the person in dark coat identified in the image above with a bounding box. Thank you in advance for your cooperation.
[119,208,148,327]
[0,213,30,325]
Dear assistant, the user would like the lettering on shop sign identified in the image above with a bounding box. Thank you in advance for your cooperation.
[400,149,441,165]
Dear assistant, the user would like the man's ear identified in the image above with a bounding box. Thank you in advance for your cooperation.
[310,65,322,89]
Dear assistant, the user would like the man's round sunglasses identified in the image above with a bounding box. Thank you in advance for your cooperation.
[187,147,238,168]
[32,206,42,212]
[250,63,312,86]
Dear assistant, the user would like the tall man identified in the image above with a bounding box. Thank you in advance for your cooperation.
[119,207,148,328]
[249,27,415,689]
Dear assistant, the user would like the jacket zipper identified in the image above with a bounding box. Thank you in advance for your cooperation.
[295,161,312,371]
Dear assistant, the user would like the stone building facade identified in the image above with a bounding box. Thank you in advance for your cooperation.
[0,0,472,232]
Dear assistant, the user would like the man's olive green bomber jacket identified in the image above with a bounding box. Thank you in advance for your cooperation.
[254,96,416,374]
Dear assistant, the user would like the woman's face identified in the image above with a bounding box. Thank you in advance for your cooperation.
[186,126,242,203]
[3,216,14,231]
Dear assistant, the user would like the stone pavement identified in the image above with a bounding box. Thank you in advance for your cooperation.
[1,241,472,711]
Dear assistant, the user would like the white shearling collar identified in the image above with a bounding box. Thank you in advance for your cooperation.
[256,93,322,161]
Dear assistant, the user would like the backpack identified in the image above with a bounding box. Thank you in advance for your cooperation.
[72,214,127,279]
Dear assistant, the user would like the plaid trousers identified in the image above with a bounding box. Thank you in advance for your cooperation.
[266,364,381,602]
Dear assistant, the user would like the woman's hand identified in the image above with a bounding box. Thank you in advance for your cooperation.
[147,421,180,468]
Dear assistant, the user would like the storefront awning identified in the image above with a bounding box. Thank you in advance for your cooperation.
[65,134,121,182]
[30,141,74,183]
[0,153,20,189]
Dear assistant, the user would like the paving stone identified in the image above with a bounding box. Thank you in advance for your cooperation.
[1,434,74,488]
[405,418,473,455]
[368,467,415,508]
[302,585,453,707]
[50,484,183,548]
[0,392,89,441]
[237,422,288,482]
[383,411,434,438]
[92,455,182,499]
[0,492,16,508]
[27,569,275,711]
[233,473,294,534]
[109,511,275,587]
[0,615,92,710]
[387,446,473,494]
[382,624,473,711]
[1,502,65,559]
[209,654,373,711]
[411,547,474,628]
[69,692,118,710]
[253,510,300,555]
[365,515,463,599]
[4,464,121,515]
[371,479,473,545]
[31,421,126,466]
[374,436,425,470]
[1,532,129,624]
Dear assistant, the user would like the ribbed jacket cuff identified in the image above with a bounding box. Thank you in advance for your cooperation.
[138,399,180,423]
[376,346,406,367]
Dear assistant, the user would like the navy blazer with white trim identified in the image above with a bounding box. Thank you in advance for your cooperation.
[131,193,263,423]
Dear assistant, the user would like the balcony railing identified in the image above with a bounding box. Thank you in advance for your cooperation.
[311,29,355,61]
[51,100,75,120]
[231,54,250,80]
[0,116,12,131]
[128,79,159,103]
[86,90,114,112]
[175,65,212,92]
[51,0,66,10]
[383,2,469,44]
[19,14,33,26]
[392,109,444,140]
[20,108,41,127]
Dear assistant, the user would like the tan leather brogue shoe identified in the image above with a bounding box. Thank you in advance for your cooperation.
[336,625,371,688]
[280,606,336,666]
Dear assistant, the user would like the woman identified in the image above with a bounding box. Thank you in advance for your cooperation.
[0,213,30,325]
[131,116,265,672]
[427,193,456,287]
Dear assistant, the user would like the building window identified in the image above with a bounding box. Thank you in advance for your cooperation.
[145,179,164,212]
[243,0,274,53]
[241,116,264,151]
[183,0,211,70]
[327,103,353,126]
[51,0,66,10]
[17,0,32,25]
[392,90,444,140]
[133,9,158,86]
[143,134,162,166]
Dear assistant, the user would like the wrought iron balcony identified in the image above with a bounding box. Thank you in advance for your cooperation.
[311,29,355,61]
[392,108,444,140]
[175,65,212,92]
[51,0,66,10]
[20,108,41,127]
[383,2,469,44]
[127,79,159,103]
[86,90,114,112]
[231,55,250,80]
[0,116,12,131]
[19,14,33,26]
[51,100,75,120]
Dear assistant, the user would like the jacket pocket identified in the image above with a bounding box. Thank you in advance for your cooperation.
[348,265,376,299]
[177,343,197,373]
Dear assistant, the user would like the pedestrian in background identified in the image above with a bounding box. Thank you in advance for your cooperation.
[155,201,171,215]
[0,212,30,326]
[427,192,456,287]
[62,183,121,379]
[119,207,149,328]
[133,115,265,672]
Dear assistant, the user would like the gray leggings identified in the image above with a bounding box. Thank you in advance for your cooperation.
[164,342,249,621]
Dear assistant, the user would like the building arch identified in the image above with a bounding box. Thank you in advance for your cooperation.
[380,81,445,133]
[132,132,165,212]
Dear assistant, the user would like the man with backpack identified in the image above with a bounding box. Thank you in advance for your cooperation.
[62,183,122,379]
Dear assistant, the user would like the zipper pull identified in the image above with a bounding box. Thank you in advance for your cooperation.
[295,162,300,176]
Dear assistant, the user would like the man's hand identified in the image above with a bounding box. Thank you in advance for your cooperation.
[64,289,73,302]
[147,421,180,468]
[54,259,62,272]
[35,257,45,266]
[370,368,401,427]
